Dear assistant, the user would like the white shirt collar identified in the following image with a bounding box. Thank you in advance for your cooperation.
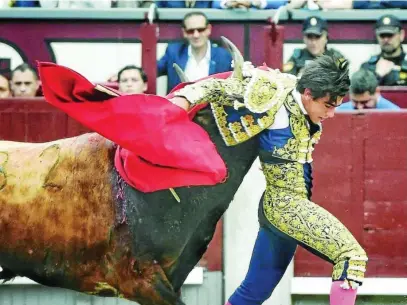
[187,40,211,61]
[292,89,308,115]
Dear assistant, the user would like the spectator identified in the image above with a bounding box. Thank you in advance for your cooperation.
[285,0,407,9]
[287,0,353,9]
[283,16,346,77]
[10,63,40,98]
[361,15,407,86]
[337,69,400,110]
[354,1,407,9]
[0,74,11,98]
[212,0,287,9]
[39,0,111,8]
[156,1,212,8]
[112,0,152,7]
[11,0,40,7]
[157,12,232,93]
[117,65,148,95]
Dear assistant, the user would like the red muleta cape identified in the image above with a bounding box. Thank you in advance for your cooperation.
[38,62,232,192]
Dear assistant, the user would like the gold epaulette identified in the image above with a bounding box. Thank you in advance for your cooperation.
[243,68,297,113]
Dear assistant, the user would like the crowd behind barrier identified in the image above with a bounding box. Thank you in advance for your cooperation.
[2,0,407,9]
[1,7,407,96]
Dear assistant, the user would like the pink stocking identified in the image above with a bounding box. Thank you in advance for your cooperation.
[330,281,358,305]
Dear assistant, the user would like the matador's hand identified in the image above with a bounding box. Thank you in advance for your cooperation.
[169,96,190,111]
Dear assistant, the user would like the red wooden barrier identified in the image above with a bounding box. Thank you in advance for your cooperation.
[380,86,407,109]
[264,21,284,70]
[295,111,407,277]
[140,22,158,94]
[0,98,90,142]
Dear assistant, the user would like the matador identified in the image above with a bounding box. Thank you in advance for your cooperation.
[170,39,368,305]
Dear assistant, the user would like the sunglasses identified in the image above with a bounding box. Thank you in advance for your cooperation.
[184,27,207,35]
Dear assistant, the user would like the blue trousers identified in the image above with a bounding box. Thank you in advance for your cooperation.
[228,226,297,305]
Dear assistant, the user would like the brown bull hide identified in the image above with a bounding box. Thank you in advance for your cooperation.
[0,133,173,303]
[0,107,259,305]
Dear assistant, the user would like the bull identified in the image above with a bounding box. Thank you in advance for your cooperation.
[0,39,259,305]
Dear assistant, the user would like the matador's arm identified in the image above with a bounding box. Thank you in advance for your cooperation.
[173,76,248,107]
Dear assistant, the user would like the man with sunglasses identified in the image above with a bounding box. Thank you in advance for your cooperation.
[361,14,407,86]
[157,12,232,93]
[337,69,400,111]
[283,16,345,78]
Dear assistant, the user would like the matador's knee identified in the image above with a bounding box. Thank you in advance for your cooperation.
[332,243,368,288]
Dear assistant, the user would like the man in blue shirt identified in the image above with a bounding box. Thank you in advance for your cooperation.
[337,69,400,110]
[157,12,232,93]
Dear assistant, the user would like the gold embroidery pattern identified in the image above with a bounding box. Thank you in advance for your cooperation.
[243,69,296,113]
[290,115,310,163]
[175,78,245,106]
[257,100,283,129]
[209,84,286,146]
[241,115,262,136]
[177,73,293,146]
[262,162,367,286]
[284,94,302,116]
[210,104,238,146]
[240,98,286,139]
[229,121,251,143]
[244,75,278,113]
[308,128,322,162]
[244,69,297,113]
[271,96,321,163]
[272,138,300,162]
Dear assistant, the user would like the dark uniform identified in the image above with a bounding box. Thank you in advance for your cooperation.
[284,48,345,77]
[361,14,407,86]
[283,16,346,77]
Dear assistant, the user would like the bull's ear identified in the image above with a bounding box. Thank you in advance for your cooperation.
[221,36,243,80]
[173,63,189,83]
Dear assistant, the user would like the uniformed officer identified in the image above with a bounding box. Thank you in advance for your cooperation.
[361,14,407,86]
[283,16,345,77]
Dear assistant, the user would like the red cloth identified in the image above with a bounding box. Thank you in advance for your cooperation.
[38,62,227,192]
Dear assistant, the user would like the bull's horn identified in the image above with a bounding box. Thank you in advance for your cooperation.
[221,36,243,80]
[173,63,189,83]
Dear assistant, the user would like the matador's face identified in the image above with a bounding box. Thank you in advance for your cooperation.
[302,89,343,124]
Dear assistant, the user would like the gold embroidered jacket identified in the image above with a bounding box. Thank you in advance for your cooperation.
[174,68,321,164]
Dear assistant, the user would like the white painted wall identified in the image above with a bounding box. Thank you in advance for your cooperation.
[50,41,170,95]
[224,158,293,305]
[0,42,24,69]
